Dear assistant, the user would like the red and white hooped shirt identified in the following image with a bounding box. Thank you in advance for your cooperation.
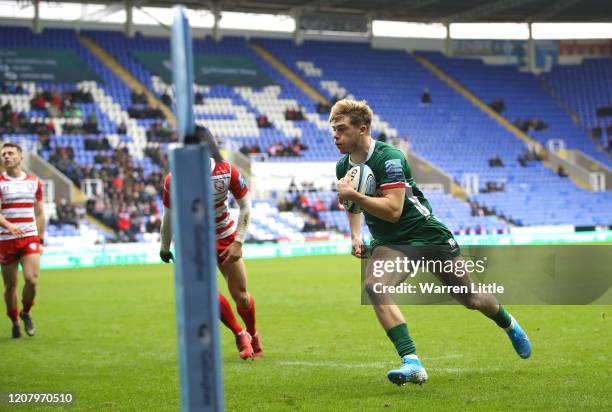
[163,159,249,240]
[0,172,43,241]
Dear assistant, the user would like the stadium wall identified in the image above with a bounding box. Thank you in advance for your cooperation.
[42,229,612,270]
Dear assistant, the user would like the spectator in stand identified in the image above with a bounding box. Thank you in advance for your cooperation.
[488,156,504,167]
[289,138,307,156]
[489,99,506,114]
[39,133,51,151]
[130,90,147,104]
[285,106,305,121]
[420,87,431,105]
[250,144,261,154]
[297,193,310,212]
[316,101,331,114]
[267,142,284,157]
[31,93,46,110]
[557,166,568,177]
[257,114,272,128]
[194,91,204,105]
[161,91,172,107]
[287,178,298,194]
[239,144,250,156]
[116,122,127,134]
[313,197,326,213]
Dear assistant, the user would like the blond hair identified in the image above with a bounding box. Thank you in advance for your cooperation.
[329,99,373,131]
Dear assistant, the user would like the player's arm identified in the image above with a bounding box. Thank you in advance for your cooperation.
[34,199,45,244]
[338,178,405,223]
[345,210,364,258]
[159,175,174,263]
[0,212,26,236]
[219,165,250,264]
[159,207,173,262]
[234,193,251,245]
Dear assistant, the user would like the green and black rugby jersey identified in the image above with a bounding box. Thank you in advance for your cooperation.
[336,140,437,243]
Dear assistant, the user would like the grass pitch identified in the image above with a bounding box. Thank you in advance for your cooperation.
[1,255,610,411]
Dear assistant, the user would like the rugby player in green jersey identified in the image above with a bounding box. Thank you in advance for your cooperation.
[331,99,531,386]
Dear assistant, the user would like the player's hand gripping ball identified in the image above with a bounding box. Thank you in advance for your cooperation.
[340,164,376,214]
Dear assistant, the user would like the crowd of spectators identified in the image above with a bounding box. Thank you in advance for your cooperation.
[239,143,262,156]
[482,181,506,193]
[277,191,328,233]
[49,199,81,228]
[146,121,177,143]
[265,138,308,157]
[0,102,54,135]
[44,145,164,242]
[128,90,164,119]
[31,88,94,118]
[515,117,548,132]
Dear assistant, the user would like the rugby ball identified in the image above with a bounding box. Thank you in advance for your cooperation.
[342,164,376,214]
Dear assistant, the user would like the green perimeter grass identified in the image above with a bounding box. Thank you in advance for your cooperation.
[0,255,610,411]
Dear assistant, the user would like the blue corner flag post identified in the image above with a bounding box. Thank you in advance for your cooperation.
[169,6,224,412]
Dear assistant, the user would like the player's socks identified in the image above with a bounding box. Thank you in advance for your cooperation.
[386,323,416,357]
[236,295,256,336]
[8,308,20,338]
[218,293,243,335]
[387,355,428,386]
[7,308,19,323]
[21,299,34,315]
[487,304,512,328]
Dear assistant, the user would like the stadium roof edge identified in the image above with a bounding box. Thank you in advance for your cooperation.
[14,0,612,23]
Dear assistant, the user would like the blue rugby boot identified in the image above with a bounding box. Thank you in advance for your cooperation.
[387,355,428,386]
[506,316,531,359]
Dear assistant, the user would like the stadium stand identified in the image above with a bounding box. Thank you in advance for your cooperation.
[1,26,610,244]
[541,57,612,155]
[255,38,611,227]
[421,51,612,167]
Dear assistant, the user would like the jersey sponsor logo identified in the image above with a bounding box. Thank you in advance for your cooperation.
[384,159,403,181]
[214,180,226,192]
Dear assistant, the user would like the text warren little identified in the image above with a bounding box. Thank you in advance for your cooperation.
[373,283,505,294]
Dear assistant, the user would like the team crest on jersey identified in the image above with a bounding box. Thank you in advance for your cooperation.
[384,159,403,180]
[214,180,226,191]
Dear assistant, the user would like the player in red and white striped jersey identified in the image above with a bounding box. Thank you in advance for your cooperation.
[160,158,262,359]
[0,143,45,339]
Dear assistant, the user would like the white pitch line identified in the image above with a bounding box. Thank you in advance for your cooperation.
[271,358,497,374]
